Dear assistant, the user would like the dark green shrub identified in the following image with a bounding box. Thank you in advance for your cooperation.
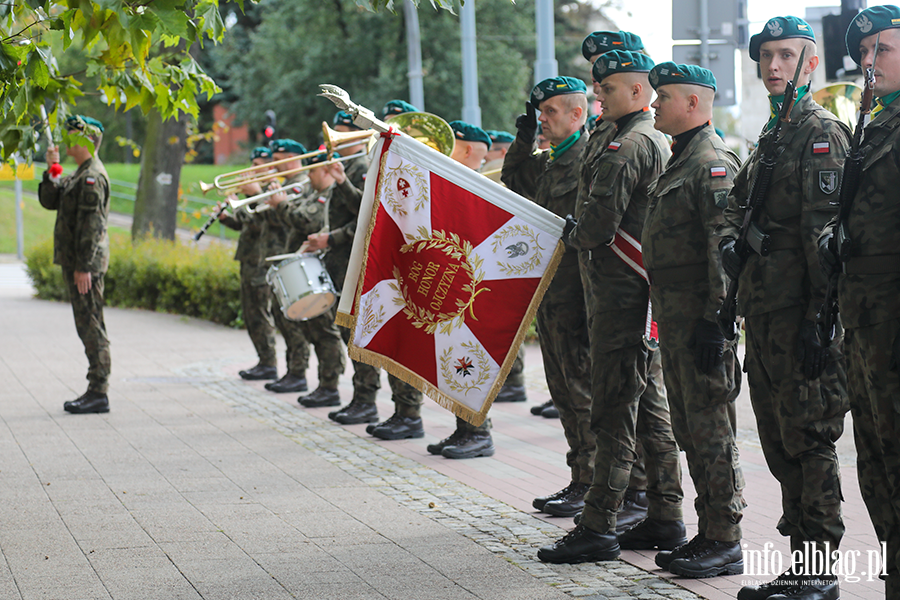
[26,233,242,328]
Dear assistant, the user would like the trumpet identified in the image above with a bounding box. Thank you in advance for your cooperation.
[207,124,376,192]
[227,182,306,213]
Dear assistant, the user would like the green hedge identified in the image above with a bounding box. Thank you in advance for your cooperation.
[25,234,243,328]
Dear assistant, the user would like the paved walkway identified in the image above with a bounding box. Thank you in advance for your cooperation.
[0,259,884,599]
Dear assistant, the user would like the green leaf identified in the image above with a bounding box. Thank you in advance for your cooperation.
[25,53,50,89]
[149,6,190,38]
[195,1,225,43]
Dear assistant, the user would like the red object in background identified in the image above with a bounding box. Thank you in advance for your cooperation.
[49,163,63,178]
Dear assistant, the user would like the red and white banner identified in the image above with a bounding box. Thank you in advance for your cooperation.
[337,132,564,425]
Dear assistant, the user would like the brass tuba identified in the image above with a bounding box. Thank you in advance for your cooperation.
[813,83,864,132]
[387,112,456,156]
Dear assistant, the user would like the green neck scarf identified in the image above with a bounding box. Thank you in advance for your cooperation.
[872,90,900,118]
[549,129,581,162]
[766,85,809,131]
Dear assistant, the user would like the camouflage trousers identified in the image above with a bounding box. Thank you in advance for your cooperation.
[744,305,848,550]
[63,269,110,394]
[580,338,684,534]
[536,258,593,483]
[296,306,345,388]
[339,326,423,416]
[659,319,745,542]
[272,304,309,377]
[845,320,900,583]
[240,263,276,367]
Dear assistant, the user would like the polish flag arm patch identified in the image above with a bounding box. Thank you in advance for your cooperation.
[710,166,727,177]
[607,141,622,151]
[812,142,830,154]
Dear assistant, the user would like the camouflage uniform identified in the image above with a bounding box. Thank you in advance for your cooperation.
[220,205,277,368]
[502,126,593,484]
[567,110,683,534]
[822,98,900,586]
[265,175,310,378]
[332,156,423,415]
[38,157,111,394]
[272,179,344,387]
[643,124,745,542]
[720,92,850,554]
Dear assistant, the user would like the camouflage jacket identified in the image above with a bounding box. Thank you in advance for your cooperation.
[643,125,740,323]
[720,93,851,320]
[575,120,617,220]
[825,99,900,328]
[219,205,265,265]
[501,125,589,268]
[274,180,329,254]
[263,174,307,256]
[38,157,110,273]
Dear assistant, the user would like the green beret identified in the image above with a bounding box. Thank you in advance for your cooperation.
[649,62,717,91]
[846,6,900,65]
[66,115,104,134]
[305,149,339,167]
[581,31,644,61]
[449,121,492,149]
[381,100,419,119]
[333,110,361,130]
[530,76,587,108]
[250,146,272,160]
[486,130,515,144]
[749,16,816,62]
[592,50,655,83]
[269,139,307,155]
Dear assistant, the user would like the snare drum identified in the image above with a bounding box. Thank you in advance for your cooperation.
[266,254,336,321]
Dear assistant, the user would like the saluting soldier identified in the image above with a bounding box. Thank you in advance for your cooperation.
[38,115,111,414]
[314,111,426,430]
[819,7,900,598]
[266,150,346,406]
[262,139,312,394]
[218,147,279,381]
[718,17,849,600]
[538,51,685,564]
[642,63,746,578]
[501,77,592,518]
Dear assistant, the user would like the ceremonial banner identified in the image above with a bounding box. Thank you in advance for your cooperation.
[337,132,564,425]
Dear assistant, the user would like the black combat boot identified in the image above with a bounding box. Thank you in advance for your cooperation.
[298,387,340,407]
[737,569,800,600]
[537,524,620,563]
[441,429,495,459]
[427,429,467,455]
[370,413,424,440]
[329,399,378,424]
[533,482,576,512]
[265,372,308,393]
[494,384,527,402]
[668,537,744,578]
[655,533,706,570]
[544,483,590,517]
[616,488,649,533]
[64,390,109,414]
[530,399,553,415]
[238,364,278,380]
[617,517,687,550]
[766,575,839,600]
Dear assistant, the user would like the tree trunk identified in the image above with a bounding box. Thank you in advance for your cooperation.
[132,108,188,240]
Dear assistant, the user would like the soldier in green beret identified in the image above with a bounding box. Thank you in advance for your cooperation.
[260,139,313,395]
[642,63,746,578]
[819,6,900,597]
[39,116,111,413]
[719,16,850,600]
[538,50,685,564]
[381,99,418,121]
[217,147,279,382]
[578,31,663,534]
[480,130,514,183]
[265,149,346,407]
[502,75,594,518]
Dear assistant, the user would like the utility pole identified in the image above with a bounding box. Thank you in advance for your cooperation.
[404,0,425,110]
[460,0,481,126]
[534,0,558,84]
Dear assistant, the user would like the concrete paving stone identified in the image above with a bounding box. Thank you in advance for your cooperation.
[128,507,221,542]
[14,572,110,600]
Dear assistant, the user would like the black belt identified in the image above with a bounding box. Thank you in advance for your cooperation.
[844,254,900,275]
[648,263,707,285]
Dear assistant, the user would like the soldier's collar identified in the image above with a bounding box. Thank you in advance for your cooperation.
[766,85,810,132]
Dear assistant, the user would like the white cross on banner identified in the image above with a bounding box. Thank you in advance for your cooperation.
[337,131,565,426]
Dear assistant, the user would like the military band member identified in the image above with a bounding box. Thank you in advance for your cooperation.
[643,63,746,578]
[382,99,418,122]
[317,111,426,431]
[218,147,279,381]
[718,17,849,600]
[538,51,685,564]
[480,129,514,184]
[266,150,346,406]
[819,7,900,598]
[501,77,592,518]
[38,116,111,414]
[262,139,312,394]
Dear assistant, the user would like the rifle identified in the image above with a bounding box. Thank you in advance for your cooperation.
[716,47,807,340]
[816,34,880,346]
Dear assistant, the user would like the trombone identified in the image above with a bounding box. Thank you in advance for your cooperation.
[204,124,376,192]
